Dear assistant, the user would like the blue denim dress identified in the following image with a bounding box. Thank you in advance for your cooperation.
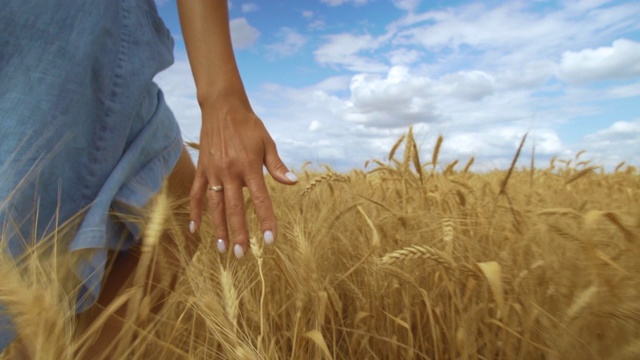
[0,0,183,350]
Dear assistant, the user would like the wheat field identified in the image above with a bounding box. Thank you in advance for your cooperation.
[2,129,639,359]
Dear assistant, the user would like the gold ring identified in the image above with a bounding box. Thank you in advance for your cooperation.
[208,185,223,192]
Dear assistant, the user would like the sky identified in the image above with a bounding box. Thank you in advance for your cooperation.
[154,0,640,172]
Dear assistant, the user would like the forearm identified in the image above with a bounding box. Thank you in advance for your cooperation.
[177,0,248,109]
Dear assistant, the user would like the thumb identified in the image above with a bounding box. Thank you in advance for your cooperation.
[264,138,298,185]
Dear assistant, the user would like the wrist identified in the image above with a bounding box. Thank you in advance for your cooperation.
[198,90,255,124]
[197,85,249,109]
[193,59,247,105]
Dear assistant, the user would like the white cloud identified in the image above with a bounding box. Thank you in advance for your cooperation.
[533,129,565,156]
[229,18,260,49]
[386,48,422,65]
[559,39,640,83]
[153,59,201,142]
[302,9,326,30]
[312,76,352,92]
[308,19,327,31]
[586,118,640,139]
[321,0,369,6]
[246,58,583,170]
[576,119,640,168]
[266,28,307,58]
[495,61,555,89]
[393,0,420,11]
[437,70,495,101]
[241,3,259,13]
[344,66,439,127]
[394,3,558,50]
[339,68,500,129]
[313,1,638,81]
[314,33,388,72]
[605,82,640,98]
[309,120,322,132]
[563,0,612,12]
[444,127,561,159]
[391,1,640,71]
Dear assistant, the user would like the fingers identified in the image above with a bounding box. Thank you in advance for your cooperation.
[206,182,229,255]
[264,137,298,185]
[223,182,249,259]
[245,173,276,246]
[191,134,293,260]
[189,169,208,234]
[191,169,263,259]
[190,167,230,255]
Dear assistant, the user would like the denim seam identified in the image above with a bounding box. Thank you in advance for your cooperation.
[82,0,132,201]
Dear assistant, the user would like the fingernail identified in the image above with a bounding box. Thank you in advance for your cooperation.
[234,244,245,259]
[264,230,274,245]
[189,221,196,234]
[217,239,226,253]
[285,172,298,182]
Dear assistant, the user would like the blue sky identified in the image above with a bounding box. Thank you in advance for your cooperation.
[154,0,640,172]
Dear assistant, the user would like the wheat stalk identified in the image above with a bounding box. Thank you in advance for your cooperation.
[388,134,406,161]
[403,129,414,172]
[462,157,474,174]
[408,129,424,182]
[443,160,459,176]
[431,135,443,172]
[184,140,200,151]
[300,173,347,197]
[499,133,527,195]
[565,167,595,185]
[380,245,454,274]
[249,236,266,352]
[219,265,239,333]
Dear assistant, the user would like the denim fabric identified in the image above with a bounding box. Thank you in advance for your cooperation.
[0,0,182,350]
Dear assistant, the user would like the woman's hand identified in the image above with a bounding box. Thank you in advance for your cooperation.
[188,97,297,258]
[177,0,296,258]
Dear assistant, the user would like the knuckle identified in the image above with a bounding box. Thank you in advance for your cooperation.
[190,182,206,201]
[218,154,249,169]
[260,220,276,233]
[189,187,202,200]
[215,227,228,238]
[271,161,286,172]
[252,193,271,208]
[226,201,243,213]
[233,233,248,246]
[207,194,224,210]
[265,136,276,148]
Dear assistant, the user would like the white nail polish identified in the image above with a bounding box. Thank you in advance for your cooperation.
[217,239,227,254]
[264,230,274,245]
[234,244,245,259]
[285,172,298,182]
[189,221,196,234]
